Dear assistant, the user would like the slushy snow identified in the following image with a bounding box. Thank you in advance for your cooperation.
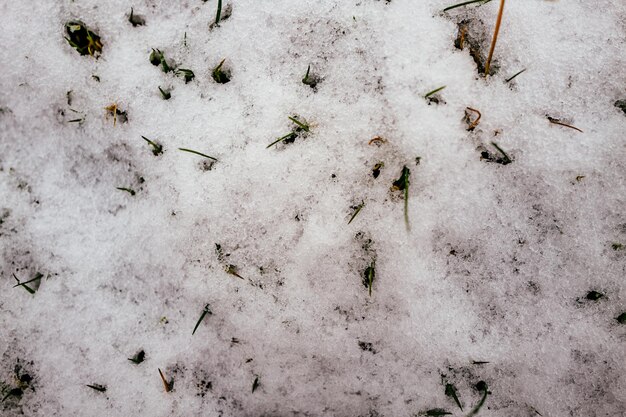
[1,0,625,416]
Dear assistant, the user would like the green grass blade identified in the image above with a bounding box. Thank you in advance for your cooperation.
[443,0,492,12]
[288,116,309,132]
[192,304,212,335]
[266,132,296,148]
[491,142,511,164]
[424,85,446,98]
[215,0,222,25]
[178,148,218,161]
[505,68,526,83]
[348,202,365,225]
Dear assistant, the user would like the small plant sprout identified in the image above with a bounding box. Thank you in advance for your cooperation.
[467,381,489,417]
[348,201,365,224]
[252,376,260,393]
[505,68,526,83]
[547,116,583,133]
[443,0,492,12]
[267,116,311,148]
[465,107,481,130]
[158,368,173,392]
[128,350,145,364]
[424,85,446,99]
[212,59,230,84]
[363,261,376,296]
[192,304,212,335]
[445,383,463,411]
[392,166,411,230]
[612,243,624,250]
[176,68,195,83]
[65,21,102,57]
[86,384,107,392]
[150,49,171,73]
[128,8,146,27]
[419,409,452,416]
[12,273,43,294]
[484,0,505,76]
[178,148,218,161]
[616,312,626,324]
[491,142,512,165]
[142,136,163,156]
[158,86,171,100]
[302,65,319,89]
[226,265,245,280]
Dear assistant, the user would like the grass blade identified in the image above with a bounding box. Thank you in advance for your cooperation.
[348,202,364,224]
[424,85,446,98]
[158,86,171,100]
[215,0,222,25]
[445,383,463,411]
[505,68,526,83]
[491,142,511,165]
[266,132,297,148]
[443,0,492,12]
[12,273,39,294]
[467,381,489,417]
[142,136,163,156]
[484,0,506,76]
[288,116,310,132]
[158,368,173,392]
[178,148,218,161]
[192,304,212,335]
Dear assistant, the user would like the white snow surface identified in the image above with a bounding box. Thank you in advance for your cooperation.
[1,0,625,416]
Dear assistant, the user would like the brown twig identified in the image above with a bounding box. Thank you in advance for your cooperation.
[465,107,482,130]
[547,117,583,133]
[484,0,505,76]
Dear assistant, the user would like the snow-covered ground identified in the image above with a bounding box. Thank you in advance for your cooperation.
[1,0,625,416]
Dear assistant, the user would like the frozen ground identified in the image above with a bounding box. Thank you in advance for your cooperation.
[1,0,625,416]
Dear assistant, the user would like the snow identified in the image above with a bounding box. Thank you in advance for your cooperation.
[1,0,625,416]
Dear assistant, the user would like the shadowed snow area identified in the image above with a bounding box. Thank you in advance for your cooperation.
[1,0,625,416]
